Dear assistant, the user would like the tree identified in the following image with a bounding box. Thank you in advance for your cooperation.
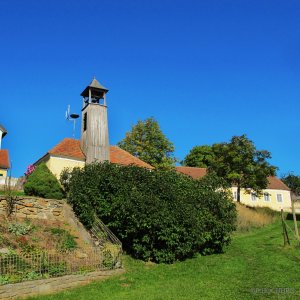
[209,135,277,202]
[181,145,215,167]
[282,174,300,196]
[118,117,176,169]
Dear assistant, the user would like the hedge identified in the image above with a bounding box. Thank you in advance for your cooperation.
[62,162,236,263]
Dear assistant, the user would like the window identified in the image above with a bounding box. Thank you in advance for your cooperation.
[264,193,270,202]
[233,191,237,200]
[83,112,87,131]
[251,193,257,201]
[277,194,283,202]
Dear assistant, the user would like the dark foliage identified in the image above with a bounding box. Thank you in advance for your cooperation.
[282,173,300,196]
[63,163,236,263]
[24,163,64,200]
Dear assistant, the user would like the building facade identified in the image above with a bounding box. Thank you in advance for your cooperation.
[176,166,292,211]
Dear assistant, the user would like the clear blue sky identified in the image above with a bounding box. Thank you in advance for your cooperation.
[0,0,299,177]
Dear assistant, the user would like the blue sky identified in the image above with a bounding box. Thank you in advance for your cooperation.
[0,0,299,177]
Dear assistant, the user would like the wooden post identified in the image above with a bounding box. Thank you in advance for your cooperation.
[291,199,300,242]
[281,209,290,246]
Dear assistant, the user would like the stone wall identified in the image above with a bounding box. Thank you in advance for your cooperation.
[0,269,125,299]
[0,196,94,245]
[0,196,65,221]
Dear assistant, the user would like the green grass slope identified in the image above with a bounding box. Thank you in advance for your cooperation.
[30,221,300,300]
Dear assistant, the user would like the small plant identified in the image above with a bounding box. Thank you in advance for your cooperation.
[8,222,32,236]
[0,275,10,285]
[24,271,40,280]
[101,242,120,269]
[20,243,40,255]
[49,227,77,252]
[47,262,67,276]
[0,235,11,248]
[3,173,18,216]
[102,250,115,269]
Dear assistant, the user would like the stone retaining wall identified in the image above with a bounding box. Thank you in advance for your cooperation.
[0,268,125,299]
[0,196,65,221]
[0,196,94,245]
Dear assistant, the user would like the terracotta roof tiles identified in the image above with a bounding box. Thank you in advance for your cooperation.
[176,166,207,179]
[49,138,85,160]
[110,146,153,169]
[267,176,290,191]
[0,149,10,169]
[47,138,153,169]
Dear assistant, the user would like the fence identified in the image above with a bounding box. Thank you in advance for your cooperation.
[0,177,19,189]
[90,216,122,247]
[0,245,122,285]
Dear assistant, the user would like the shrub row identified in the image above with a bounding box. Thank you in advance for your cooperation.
[63,163,237,263]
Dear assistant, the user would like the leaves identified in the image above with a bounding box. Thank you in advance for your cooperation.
[282,173,300,196]
[118,117,176,169]
[63,162,237,263]
[182,145,215,167]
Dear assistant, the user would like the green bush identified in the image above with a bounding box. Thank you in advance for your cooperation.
[48,227,77,252]
[24,163,64,200]
[8,222,32,236]
[64,162,236,263]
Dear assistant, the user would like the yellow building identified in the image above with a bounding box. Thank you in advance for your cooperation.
[35,138,153,179]
[176,166,292,212]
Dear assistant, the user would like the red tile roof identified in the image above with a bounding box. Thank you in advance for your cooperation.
[176,166,290,191]
[176,166,207,179]
[267,176,290,191]
[0,149,10,169]
[49,138,85,160]
[47,138,153,169]
[110,146,154,169]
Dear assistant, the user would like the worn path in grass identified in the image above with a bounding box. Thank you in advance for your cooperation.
[30,221,300,300]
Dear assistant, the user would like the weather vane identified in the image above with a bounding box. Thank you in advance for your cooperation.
[65,105,79,138]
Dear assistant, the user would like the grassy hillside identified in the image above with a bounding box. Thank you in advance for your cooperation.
[0,216,84,254]
[30,220,300,300]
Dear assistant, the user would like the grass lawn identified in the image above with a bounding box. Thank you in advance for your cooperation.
[29,221,300,300]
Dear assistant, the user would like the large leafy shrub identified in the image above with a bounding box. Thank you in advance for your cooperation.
[24,163,64,200]
[63,162,236,263]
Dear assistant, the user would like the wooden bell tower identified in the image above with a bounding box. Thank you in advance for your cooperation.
[80,77,110,163]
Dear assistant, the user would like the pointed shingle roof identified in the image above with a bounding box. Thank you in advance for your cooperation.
[80,77,109,97]
[89,78,108,91]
